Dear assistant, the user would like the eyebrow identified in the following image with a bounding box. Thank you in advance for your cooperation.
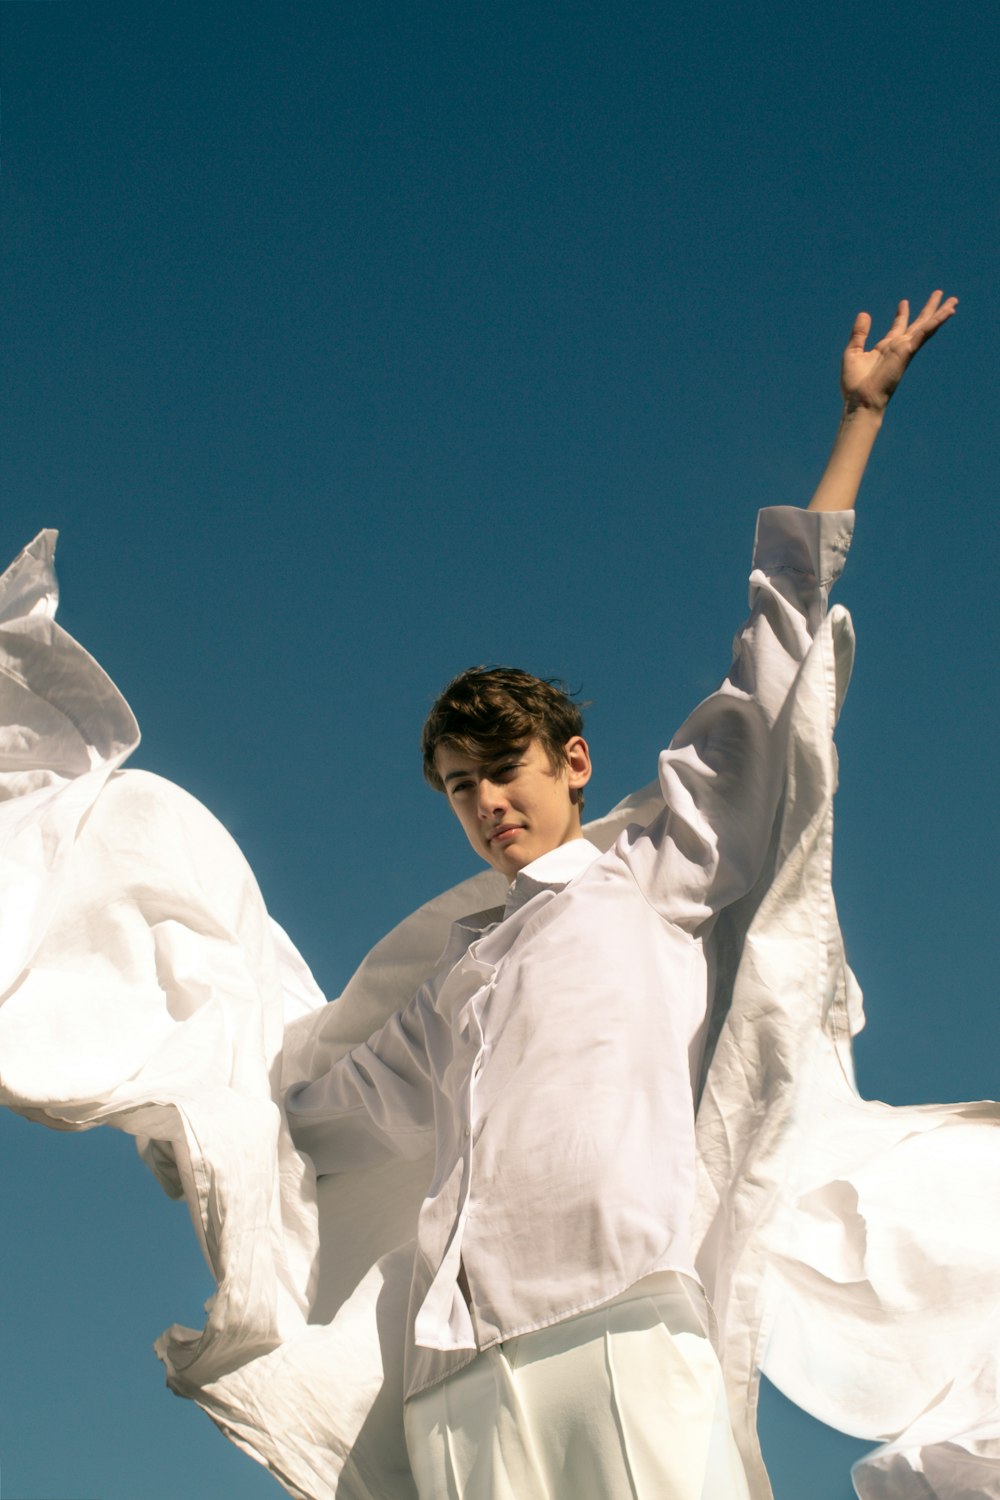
[442,751,525,787]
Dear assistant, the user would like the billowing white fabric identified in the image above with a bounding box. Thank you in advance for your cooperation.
[402,1271,751,1500]
[1,525,999,1500]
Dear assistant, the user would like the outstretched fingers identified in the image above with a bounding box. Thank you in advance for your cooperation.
[915,289,946,323]
[913,289,959,341]
[875,289,958,355]
[840,287,957,412]
[875,299,910,350]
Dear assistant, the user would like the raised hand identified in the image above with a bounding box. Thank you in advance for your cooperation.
[841,290,958,414]
[807,287,958,511]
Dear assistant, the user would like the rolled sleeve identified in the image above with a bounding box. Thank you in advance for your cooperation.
[751,505,854,631]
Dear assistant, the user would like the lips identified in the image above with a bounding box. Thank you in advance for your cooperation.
[488,824,522,845]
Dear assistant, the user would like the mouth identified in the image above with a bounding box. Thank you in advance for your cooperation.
[488,824,522,846]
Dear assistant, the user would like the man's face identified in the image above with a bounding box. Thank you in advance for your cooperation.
[435,736,592,879]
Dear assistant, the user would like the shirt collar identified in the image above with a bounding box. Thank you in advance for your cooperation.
[503,838,602,917]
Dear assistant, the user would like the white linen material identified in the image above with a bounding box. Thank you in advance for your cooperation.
[0,517,996,1500]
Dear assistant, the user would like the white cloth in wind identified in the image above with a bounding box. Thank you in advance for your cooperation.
[1,522,999,1500]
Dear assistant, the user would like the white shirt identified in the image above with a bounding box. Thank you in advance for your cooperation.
[285,504,854,1397]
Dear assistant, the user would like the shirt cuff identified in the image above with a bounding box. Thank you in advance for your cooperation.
[752,506,854,591]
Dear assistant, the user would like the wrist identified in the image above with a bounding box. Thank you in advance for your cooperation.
[840,397,886,429]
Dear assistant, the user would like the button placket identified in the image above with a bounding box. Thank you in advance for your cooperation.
[417,943,500,1347]
[461,983,491,1214]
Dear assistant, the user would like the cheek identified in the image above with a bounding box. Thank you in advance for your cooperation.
[459,810,482,842]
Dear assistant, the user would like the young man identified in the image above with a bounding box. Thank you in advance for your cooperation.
[283,291,957,1500]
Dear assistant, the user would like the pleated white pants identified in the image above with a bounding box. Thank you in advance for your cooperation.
[403,1273,753,1500]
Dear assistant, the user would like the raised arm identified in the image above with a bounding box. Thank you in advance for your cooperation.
[807,289,957,513]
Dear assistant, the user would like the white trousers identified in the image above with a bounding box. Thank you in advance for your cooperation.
[403,1273,753,1500]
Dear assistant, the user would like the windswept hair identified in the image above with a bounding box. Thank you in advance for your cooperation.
[422,666,585,792]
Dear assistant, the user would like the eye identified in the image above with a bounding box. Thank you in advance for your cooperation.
[449,779,474,796]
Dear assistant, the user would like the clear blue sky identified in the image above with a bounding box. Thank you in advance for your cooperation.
[1,2,997,1496]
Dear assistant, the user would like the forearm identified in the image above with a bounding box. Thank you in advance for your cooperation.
[807,403,884,512]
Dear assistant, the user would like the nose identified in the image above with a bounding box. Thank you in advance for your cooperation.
[477,778,507,820]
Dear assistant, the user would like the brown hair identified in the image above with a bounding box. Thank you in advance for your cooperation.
[422,666,585,793]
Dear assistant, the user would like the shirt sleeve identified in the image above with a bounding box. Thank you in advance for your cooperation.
[283,994,435,1174]
[620,505,854,928]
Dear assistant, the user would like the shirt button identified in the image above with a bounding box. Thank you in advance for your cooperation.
[464,1127,471,1138]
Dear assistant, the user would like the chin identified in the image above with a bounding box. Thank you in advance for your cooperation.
[489,849,526,877]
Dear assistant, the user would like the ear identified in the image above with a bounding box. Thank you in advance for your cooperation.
[563,735,592,791]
